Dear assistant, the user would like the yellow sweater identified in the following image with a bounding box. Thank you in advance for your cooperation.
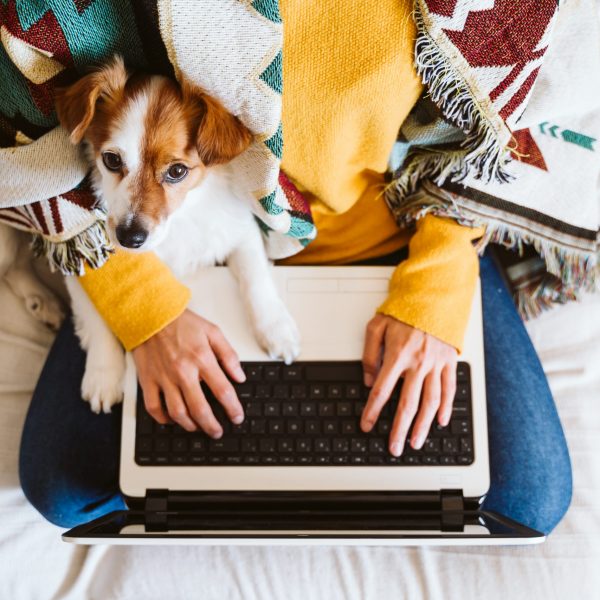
[80,0,481,352]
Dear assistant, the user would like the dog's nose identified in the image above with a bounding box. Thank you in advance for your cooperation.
[115,220,148,249]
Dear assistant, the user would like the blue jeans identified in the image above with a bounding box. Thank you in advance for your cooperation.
[18,255,572,532]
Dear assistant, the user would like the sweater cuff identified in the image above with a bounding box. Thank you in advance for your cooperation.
[78,250,191,351]
[376,215,483,353]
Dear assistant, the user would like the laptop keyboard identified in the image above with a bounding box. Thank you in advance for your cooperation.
[135,361,474,467]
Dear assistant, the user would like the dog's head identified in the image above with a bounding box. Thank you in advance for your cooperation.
[55,56,252,250]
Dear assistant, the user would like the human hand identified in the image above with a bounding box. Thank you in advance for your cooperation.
[132,309,246,437]
[360,314,458,456]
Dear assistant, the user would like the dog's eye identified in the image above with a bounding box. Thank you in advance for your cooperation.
[165,163,188,183]
[102,152,122,171]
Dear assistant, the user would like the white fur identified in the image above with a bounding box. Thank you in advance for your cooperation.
[68,90,300,412]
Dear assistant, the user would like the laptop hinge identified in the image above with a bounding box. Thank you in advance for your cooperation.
[440,489,465,530]
[144,489,169,531]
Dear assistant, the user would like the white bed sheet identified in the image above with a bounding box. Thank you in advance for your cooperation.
[0,262,598,600]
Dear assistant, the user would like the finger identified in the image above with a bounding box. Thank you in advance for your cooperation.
[141,379,169,424]
[362,317,386,387]
[178,374,224,438]
[208,326,246,383]
[410,370,441,449]
[438,362,457,426]
[361,352,407,433]
[198,353,244,425]
[389,369,425,456]
[162,382,198,433]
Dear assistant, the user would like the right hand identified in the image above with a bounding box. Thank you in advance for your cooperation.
[132,309,246,437]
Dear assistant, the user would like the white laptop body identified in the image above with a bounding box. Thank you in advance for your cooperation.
[63,266,544,545]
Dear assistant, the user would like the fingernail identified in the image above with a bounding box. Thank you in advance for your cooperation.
[232,414,244,425]
[236,367,246,382]
[412,434,425,449]
[212,429,223,439]
[364,373,374,387]
[362,419,373,433]
[390,442,402,457]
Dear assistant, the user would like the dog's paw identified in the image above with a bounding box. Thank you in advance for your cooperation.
[25,293,66,332]
[81,364,125,414]
[255,306,301,365]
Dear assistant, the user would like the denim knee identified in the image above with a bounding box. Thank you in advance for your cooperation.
[485,440,573,536]
[19,453,125,529]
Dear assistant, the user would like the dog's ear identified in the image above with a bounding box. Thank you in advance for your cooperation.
[183,81,253,166]
[55,56,128,144]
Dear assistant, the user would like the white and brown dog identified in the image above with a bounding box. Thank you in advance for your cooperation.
[46,56,300,413]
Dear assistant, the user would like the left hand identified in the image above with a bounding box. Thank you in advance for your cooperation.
[360,314,458,456]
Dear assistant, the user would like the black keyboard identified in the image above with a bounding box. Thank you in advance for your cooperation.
[135,361,474,467]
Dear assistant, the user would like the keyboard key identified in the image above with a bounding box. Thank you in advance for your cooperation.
[315,456,331,464]
[451,420,470,435]
[191,455,207,464]
[333,438,349,452]
[259,439,276,453]
[318,402,335,416]
[244,456,259,464]
[241,439,258,453]
[341,419,357,435]
[155,438,170,452]
[287,420,301,434]
[300,402,317,417]
[346,384,361,399]
[457,455,472,465]
[137,437,152,452]
[263,456,277,464]
[296,439,312,452]
[323,419,338,434]
[333,455,348,464]
[351,456,367,464]
[368,438,385,453]
[283,366,303,381]
[246,365,262,381]
[354,401,366,416]
[245,401,262,417]
[452,405,468,416]
[460,438,473,454]
[328,385,342,399]
[442,437,459,454]
[264,365,280,381]
[269,419,284,434]
[264,402,280,416]
[424,438,440,453]
[273,384,289,398]
[256,384,270,398]
[291,384,307,399]
[404,455,421,465]
[172,438,188,452]
[250,418,266,434]
[210,439,239,452]
[337,402,352,417]
[282,402,298,416]
[315,439,331,452]
[138,412,154,435]
[455,383,470,401]
[137,454,152,464]
[457,363,469,382]
[351,439,367,453]
[377,421,391,435]
[298,456,313,464]
[237,384,253,400]
[368,456,384,464]
[190,439,206,452]
[278,439,294,453]
[280,456,294,464]
[422,456,439,465]
[441,456,456,465]
[310,384,325,399]
[305,419,320,434]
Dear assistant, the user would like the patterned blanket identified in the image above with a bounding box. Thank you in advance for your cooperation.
[0,0,597,316]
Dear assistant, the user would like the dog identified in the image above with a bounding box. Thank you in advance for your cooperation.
[51,56,300,414]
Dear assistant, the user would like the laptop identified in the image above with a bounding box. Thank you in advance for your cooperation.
[63,266,544,545]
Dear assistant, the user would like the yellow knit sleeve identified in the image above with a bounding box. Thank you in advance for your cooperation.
[78,250,191,351]
[377,215,484,353]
